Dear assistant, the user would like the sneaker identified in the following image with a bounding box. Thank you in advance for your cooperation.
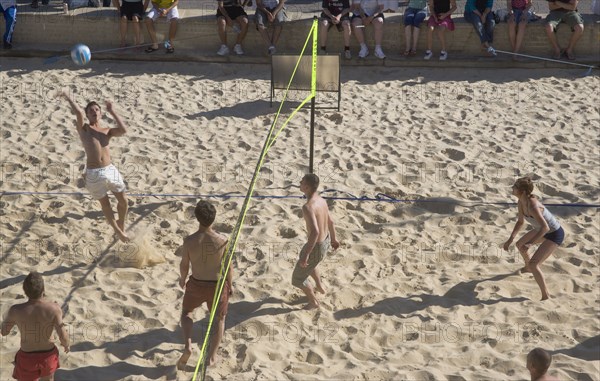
[358,45,369,58]
[344,49,352,60]
[487,46,497,57]
[374,46,386,59]
[424,50,432,60]
[217,44,229,56]
[233,44,244,55]
[268,45,276,55]
[439,50,448,61]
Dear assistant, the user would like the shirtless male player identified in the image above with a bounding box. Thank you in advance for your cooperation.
[1,272,70,381]
[292,173,340,309]
[61,90,130,242]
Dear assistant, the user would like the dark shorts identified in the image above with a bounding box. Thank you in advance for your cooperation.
[403,7,427,27]
[320,14,350,31]
[13,346,60,381]
[120,1,144,21]
[182,278,229,318]
[351,12,384,21]
[546,10,583,30]
[544,226,565,246]
[217,5,248,20]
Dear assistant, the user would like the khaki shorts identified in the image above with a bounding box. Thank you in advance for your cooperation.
[291,235,330,288]
[545,10,583,30]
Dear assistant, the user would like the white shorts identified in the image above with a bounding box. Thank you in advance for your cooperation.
[146,6,179,22]
[85,164,127,200]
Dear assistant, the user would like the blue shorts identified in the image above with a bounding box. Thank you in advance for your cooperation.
[404,7,426,27]
[510,8,528,24]
[544,226,564,246]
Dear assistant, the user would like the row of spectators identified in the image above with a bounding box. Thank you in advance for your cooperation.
[1,0,597,61]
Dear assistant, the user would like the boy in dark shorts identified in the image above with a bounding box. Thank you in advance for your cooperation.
[114,0,145,47]
[544,0,584,60]
[320,0,352,59]
[216,0,250,56]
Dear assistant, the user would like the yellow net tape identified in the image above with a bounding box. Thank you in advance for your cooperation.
[192,18,319,381]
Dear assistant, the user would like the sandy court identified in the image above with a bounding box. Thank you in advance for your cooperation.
[0,58,599,380]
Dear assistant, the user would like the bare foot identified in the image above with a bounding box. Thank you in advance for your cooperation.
[116,231,130,243]
[541,295,550,301]
[315,286,326,294]
[208,353,218,366]
[520,266,531,274]
[303,302,319,310]
[177,348,192,371]
[116,219,125,232]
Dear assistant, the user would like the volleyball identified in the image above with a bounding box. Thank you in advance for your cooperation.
[70,44,91,66]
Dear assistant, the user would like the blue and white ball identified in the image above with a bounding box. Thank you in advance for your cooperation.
[70,44,91,66]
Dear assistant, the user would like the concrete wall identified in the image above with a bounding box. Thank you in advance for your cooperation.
[6,7,600,61]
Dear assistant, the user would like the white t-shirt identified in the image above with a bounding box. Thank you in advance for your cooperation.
[0,0,16,8]
[353,0,381,16]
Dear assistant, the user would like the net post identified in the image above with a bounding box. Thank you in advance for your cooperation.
[309,16,318,174]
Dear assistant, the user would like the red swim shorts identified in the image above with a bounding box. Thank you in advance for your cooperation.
[13,346,60,381]
[182,278,229,318]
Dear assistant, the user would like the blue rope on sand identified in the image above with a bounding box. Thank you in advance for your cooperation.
[1,190,598,208]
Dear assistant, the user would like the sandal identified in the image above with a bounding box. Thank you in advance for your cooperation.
[402,50,410,56]
[565,50,575,60]
[166,46,175,54]
[145,46,159,53]
[409,50,417,56]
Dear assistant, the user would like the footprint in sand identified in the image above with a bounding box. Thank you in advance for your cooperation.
[442,148,466,161]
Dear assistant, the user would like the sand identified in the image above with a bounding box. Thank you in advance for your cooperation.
[0,58,599,380]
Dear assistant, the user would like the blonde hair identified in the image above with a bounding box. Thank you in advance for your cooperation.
[514,176,534,197]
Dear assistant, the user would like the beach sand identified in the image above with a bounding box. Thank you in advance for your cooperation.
[1,58,599,380]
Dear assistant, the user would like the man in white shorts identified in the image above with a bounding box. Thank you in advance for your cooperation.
[144,0,179,53]
[61,91,130,242]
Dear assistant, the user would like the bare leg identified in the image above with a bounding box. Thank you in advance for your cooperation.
[404,25,411,52]
[113,191,128,235]
[236,16,249,44]
[544,23,561,58]
[527,240,558,300]
[411,26,420,52]
[217,17,227,45]
[98,196,129,242]
[438,28,447,51]
[271,25,282,46]
[300,284,319,309]
[514,21,527,54]
[310,267,325,293]
[169,19,178,46]
[177,311,193,370]
[132,16,141,45]
[40,375,54,381]
[120,16,128,47]
[426,26,433,51]
[208,317,225,365]
[352,18,365,45]
[320,20,329,49]
[516,230,538,273]
[508,20,516,51]
[342,20,351,47]
[257,26,271,47]
[565,24,584,58]
[145,18,159,49]
[373,18,383,46]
